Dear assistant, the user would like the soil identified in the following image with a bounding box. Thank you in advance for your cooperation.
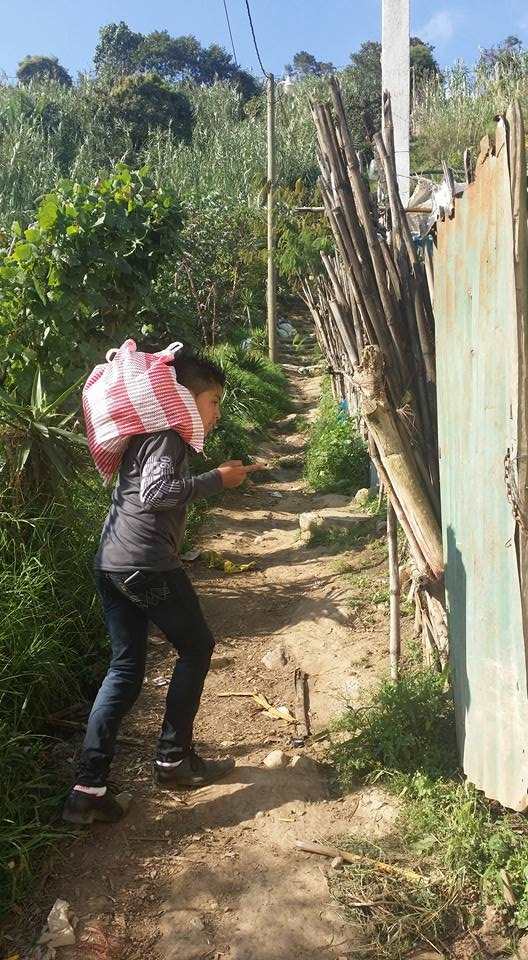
[6,321,408,960]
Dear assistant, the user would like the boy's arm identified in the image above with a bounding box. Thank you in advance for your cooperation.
[138,432,222,513]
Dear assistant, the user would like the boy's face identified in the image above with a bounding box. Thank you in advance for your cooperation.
[194,385,223,435]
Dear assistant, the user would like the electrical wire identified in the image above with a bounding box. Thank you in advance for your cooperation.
[243,0,269,77]
[222,0,238,66]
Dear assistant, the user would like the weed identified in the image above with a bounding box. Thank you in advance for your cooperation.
[305,384,369,493]
[331,671,457,787]
[360,491,387,518]
[309,523,374,552]
[371,587,390,606]
[330,672,528,956]
[294,415,309,434]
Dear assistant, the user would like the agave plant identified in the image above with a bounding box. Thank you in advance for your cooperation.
[0,368,87,503]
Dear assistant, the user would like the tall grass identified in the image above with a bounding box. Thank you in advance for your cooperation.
[0,72,359,226]
[0,78,134,223]
[0,488,108,913]
[412,55,528,169]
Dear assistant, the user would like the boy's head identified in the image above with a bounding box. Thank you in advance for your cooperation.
[168,348,225,435]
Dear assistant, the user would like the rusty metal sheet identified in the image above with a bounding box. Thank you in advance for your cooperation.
[434,114,528,810]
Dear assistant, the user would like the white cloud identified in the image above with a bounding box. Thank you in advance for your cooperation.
[419,9,457,45]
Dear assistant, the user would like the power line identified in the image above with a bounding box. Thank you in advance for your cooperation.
[243,0,269,77]
[222,0,238,66]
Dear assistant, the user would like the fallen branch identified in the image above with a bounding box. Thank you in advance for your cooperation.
[217,691,296,723]
[295,840,427,884]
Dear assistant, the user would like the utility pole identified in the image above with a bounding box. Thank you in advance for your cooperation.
[381,0,410,206]
[267,72,277,362]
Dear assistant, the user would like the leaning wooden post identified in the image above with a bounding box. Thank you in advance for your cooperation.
[387,499,401,680]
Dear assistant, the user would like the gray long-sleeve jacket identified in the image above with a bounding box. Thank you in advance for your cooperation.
[95,430,222,573]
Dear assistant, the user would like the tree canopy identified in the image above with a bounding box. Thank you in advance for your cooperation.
[17,55,73,87]
[477,35,525,72]
[93,21,260,98]
[285,51,334,78]
[108,73,194,147]
[342,37,439,148]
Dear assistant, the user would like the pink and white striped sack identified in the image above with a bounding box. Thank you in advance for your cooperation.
[82,339,205,483]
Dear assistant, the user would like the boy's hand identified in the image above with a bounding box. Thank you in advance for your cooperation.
[217,461,264,489]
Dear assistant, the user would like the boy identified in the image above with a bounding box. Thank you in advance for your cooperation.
[63,349,259,824]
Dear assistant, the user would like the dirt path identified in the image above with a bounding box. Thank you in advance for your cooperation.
[15,322,400,960]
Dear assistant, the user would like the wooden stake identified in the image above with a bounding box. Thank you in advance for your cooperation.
[267,73,277,363]
[387,499,401,681]
[294,668,310,739]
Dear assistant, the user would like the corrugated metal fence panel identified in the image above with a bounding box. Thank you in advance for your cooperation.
[435,121,528,811]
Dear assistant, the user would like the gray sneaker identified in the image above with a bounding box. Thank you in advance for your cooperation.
[155,747,235,788]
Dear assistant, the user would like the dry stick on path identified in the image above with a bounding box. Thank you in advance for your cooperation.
[295,840,426,884]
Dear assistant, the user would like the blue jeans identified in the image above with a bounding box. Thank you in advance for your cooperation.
[76,569,215,787]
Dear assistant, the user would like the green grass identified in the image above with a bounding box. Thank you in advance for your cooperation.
[304,384,369,494]
[329,671,528,957]
[309,522,376,552]
[0,486,109,914]
[200,337,291,465]
[412,57,528,171]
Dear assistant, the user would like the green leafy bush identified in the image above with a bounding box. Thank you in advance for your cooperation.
[305,386,369,493]
[0,163,182,389]
[331,670,458,788]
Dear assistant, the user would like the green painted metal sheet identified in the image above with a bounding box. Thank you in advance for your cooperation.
[435,122,528,810]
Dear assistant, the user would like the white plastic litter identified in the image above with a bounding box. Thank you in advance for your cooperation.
[38,899,76,948]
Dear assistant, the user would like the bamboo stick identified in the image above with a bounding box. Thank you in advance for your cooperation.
[310,81,447,660]
[387,499,401,681]
[354,346,443,577]
[328,78,410,381]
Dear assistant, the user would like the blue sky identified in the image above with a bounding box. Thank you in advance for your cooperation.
[0,1,527,80]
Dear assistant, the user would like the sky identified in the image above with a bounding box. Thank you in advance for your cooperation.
[0,0,527,80]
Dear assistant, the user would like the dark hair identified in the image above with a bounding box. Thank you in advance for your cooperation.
[168,346,225,394]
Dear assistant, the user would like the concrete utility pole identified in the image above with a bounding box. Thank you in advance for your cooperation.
[381,0,410,206]
[267,73,277,362]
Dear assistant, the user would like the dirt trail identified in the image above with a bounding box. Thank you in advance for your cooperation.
[15,321,398,960]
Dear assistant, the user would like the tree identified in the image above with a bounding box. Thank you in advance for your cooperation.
[285,50,334,78]
[344,41,382,142]
[232,69,261,101]
[342,36,438,148]
[108,73,194,147]
[17,55,72,87]
[93,21,142,75]
[136,32,201,81]
[410,37,439,80]
[477,35,524,72]
[93,22,259,98]
[196,43,236,83]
